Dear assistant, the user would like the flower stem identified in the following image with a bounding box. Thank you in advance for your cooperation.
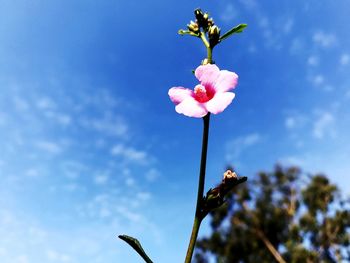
[206,47,212,64]
[199,32,213,64]
[184,113,210,263]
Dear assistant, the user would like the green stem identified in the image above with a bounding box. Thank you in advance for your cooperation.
[184,113,211,263]
[206,47,212,64]
[200,32,210,48]
[199,32,213,64]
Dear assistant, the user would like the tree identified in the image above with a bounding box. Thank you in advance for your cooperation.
[195,166,350,263]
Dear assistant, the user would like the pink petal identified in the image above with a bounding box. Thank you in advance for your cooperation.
[195,64,220,86]
[214,70,238,92]
[206,92,235,114]
[168,87,193,105]
[175,97,208,118]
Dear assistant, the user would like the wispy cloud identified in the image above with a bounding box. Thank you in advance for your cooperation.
[219,4,239,23]
[145,168,161,182]
[312,111,336,139]
[307,55,319,66]
[340,53,349,66]
[13,96,30,111]
[94,174,109,185]
[35,140,63,154]
[110,143,150,165]
[312,31,337,48]
[80,115,128,138]
[36,97,56,110]
[226,133,262,161]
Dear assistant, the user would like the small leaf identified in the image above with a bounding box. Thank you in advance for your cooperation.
[178,29,200,37]
[219,24,247,41]
[118,235,153,263]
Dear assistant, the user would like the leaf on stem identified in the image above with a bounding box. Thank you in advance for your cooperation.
[178,29,200,37]
[118,235,153,263]
[219,24,247,41]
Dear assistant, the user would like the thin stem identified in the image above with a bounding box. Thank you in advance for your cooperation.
[184,114,211,263]
[199,32,213,64]
[200,32,210,48]
[206,47,212,64]
[195,114,210,216]
[184,217,201,263]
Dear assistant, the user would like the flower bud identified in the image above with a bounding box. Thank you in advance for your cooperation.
[223,169,237,182]
[203,13,209,20]
[194,8,210,30]
[207,18,215,27]
[208,25,221,47]
[187,20,199,33]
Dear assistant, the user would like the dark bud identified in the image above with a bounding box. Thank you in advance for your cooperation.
[194,8,210,31]
[208,25,221,47]
[207,18,215,27]
[201,170,247,217]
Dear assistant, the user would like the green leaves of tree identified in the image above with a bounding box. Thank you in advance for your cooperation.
[219,24,247,41]
[118,235,153,263]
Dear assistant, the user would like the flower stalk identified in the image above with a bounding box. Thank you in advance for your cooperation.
[184,113,210,263]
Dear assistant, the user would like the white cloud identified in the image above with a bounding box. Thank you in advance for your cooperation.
[13,96,29,111]
[0,112,8,126]
[313,31,337,48]
[25,168,40,177]
[15,255,29,263]
[145,168,160,182]
[94,174,109,185]
[46,249,71,262]
[239,0,258,11]
[284,113,308,132]
[307,55,319,66]
[226,133,262,160]
[282,18,294,34]
[63,183,79,192]
[312,74,324,86]
[110,144,149,164]
[312,112,335,139]
[44,111,72,126]
[61,161,87,180]
[278,156,305,167]
[80,115,128,138]
[116,206,142,223]
[285,117,297,129]
[220,4,238,23]
[125,177,135,186]
[36,97,56,110]
[136,192,151,202]
[289,38,305,54]
[345,89,350,99]
[340,53,349,66]
[35,141,63,154]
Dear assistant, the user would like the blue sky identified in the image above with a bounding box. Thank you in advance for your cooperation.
[0,0,350,262]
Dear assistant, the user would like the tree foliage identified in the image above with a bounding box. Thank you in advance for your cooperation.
[195,166,350,263]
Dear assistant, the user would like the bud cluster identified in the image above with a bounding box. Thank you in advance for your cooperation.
[181,8,221,48]
[187,20,199,34]
[200,170,247,217]
[194,9,221,48]
[208,25,220,47]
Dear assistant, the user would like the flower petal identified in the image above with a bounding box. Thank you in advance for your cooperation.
[206,92,235,114]
[168,87,194,105]
[214,70,238,92]
[175,97,208,118]
[195,64,220,86]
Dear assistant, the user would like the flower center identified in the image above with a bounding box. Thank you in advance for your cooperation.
[194,84,213,103]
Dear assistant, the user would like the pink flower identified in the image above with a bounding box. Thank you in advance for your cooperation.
[168,64,238,118]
